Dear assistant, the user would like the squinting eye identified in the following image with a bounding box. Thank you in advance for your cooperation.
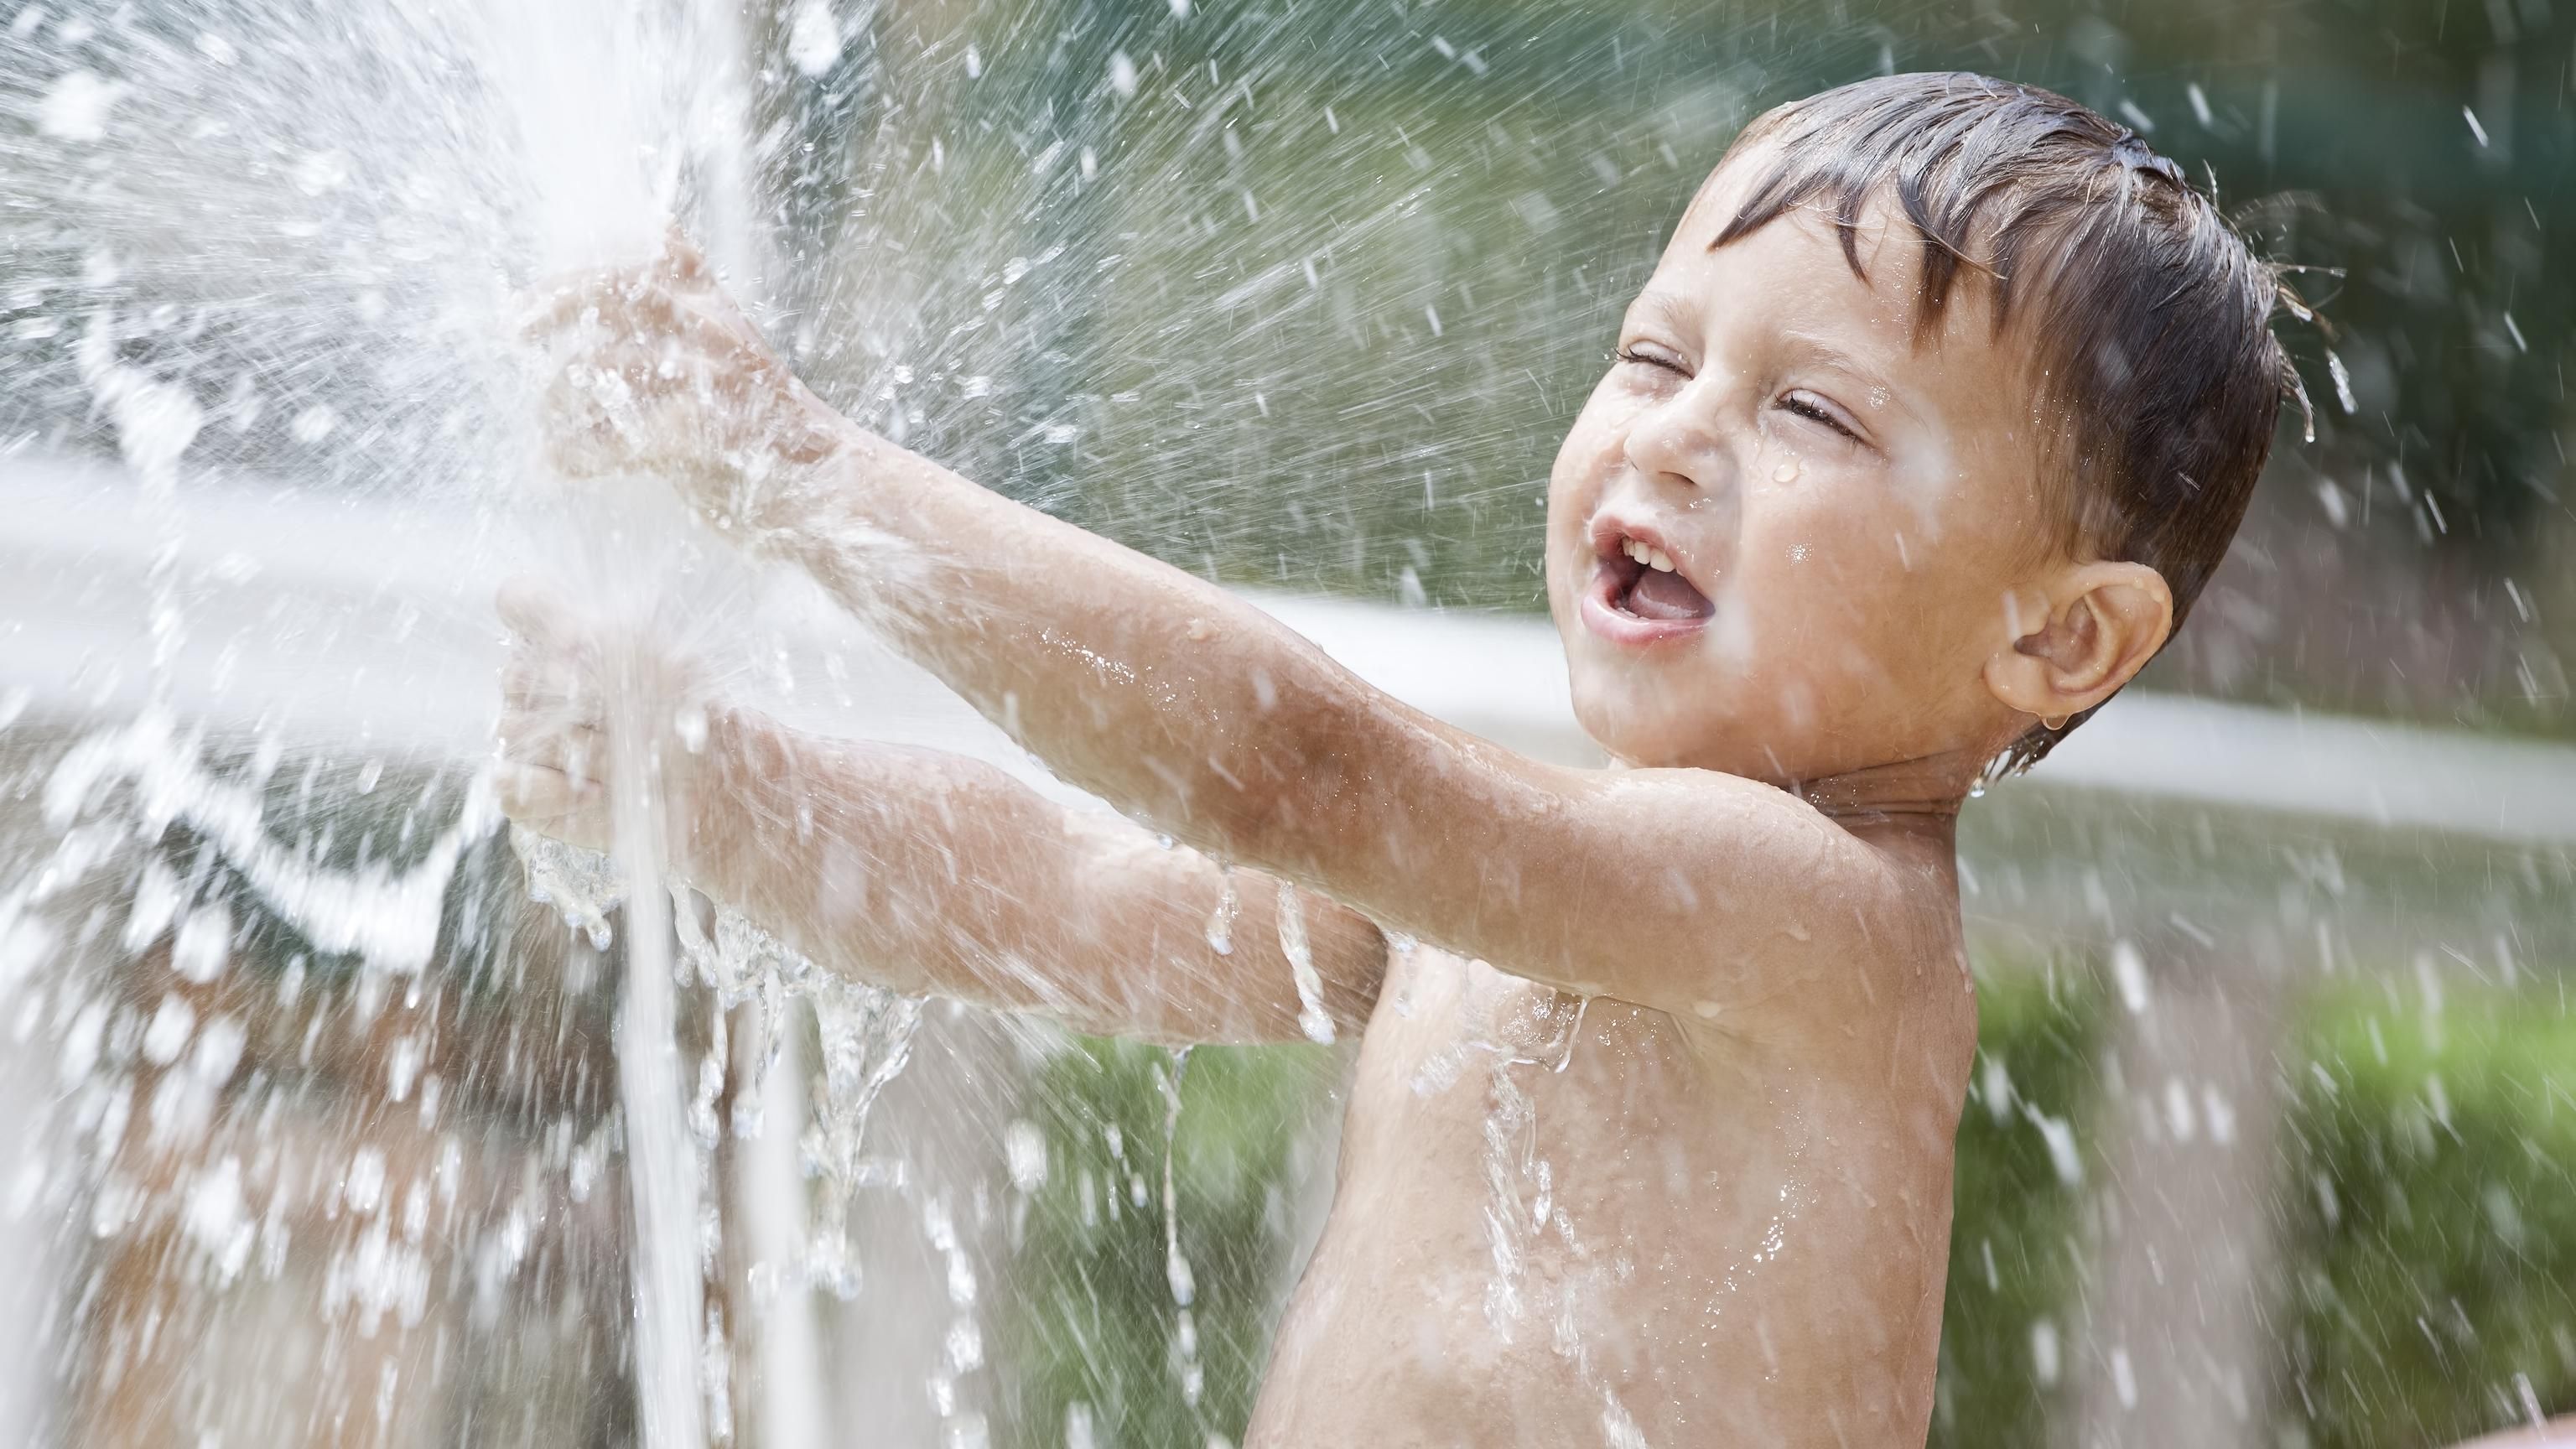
[1616,345,1686,376]
[1777,392,1861,442]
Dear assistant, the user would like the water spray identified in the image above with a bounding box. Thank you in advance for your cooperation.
[480,3,733,1444]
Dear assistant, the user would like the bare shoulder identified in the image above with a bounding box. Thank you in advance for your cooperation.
[1618,765,1960,946]
[1622,766,1967,1041]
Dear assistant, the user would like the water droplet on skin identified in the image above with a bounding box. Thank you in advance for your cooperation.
[1276,880,1335,1043]
[1772,458,1800,483]
[1203,875,1238,955]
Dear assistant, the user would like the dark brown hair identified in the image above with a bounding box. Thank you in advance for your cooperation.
[1711,71,2300,773]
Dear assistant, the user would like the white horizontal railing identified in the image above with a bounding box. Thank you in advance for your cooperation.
[8,456,2576,846]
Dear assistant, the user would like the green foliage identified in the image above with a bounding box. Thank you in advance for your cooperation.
[995,1036,1333,1449]
[989,975,2576,1445]
[2282,992,2576,1447]
[1932,963,2106,1448]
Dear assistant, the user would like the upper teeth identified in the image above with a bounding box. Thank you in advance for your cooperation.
[1623,538,1675,573]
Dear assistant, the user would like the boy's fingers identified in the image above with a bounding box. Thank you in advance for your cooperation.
[495,761,585,822]
[500,669,600,727]
[517,708,605,756]
[522,274,611,339]
[522,266,664,341]
[500,646,595,693]
[560,736,604,791]
[540,416,637,479]
[499,660,545,709]
[525,271,695,347]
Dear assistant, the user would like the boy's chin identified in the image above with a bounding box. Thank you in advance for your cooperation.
[1571,689,1727,771]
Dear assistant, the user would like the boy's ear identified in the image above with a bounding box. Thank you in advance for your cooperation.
[1981,562,2174,728]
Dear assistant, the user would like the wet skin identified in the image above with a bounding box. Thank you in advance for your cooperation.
[503,151,2172,1444]
[1258,943,1971,1446]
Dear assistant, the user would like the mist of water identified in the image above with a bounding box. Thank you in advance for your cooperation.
[0,2,936,1444]
[5,1,2572,1445]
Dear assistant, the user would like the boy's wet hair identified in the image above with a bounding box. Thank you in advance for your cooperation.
[1713,71,2299,773]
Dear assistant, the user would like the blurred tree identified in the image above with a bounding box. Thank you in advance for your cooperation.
[793,0,2573,731]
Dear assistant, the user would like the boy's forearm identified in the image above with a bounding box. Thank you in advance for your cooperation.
[753,423,1460,898]
[680,705,1389,1043]
[683,708,1087,1008]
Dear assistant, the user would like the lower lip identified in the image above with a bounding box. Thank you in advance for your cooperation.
[1578,565,1711,648]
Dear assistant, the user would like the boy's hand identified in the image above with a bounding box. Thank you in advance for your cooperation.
[493,583,721,865]
[526,234,844,527]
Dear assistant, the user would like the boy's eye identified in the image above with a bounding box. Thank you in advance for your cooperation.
[1776,391,1862,443]
[1615,345,1687,376]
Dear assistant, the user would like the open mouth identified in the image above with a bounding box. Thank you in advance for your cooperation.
[1606,536,1716,621]
[1584,526,1715,644]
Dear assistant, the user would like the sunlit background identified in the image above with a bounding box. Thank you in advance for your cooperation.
[3,0,2573,1446]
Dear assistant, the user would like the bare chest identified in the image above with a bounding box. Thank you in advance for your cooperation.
[1249,948,1954,1445]
[1337,947,1819,1266]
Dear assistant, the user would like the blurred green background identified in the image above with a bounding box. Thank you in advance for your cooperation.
[754,0,2576,741]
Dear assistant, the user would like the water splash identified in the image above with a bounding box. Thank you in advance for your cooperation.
[515,826,626,953]
[802,975,925,1300]
[1156,1047,1204,1408]
[515,833,929,1309]
[1275,880,1334,1045]
[44,710,498,974]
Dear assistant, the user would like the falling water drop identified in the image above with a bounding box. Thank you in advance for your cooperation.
[2324,348,2358,413]
[1275,880,1334,1044]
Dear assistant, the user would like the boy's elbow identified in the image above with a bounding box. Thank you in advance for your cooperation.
[1199,676,1395,871]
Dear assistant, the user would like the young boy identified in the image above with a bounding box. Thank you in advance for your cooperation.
[500,72,2292,1445]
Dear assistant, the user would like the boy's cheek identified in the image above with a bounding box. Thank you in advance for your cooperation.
[1551,397,1633,480]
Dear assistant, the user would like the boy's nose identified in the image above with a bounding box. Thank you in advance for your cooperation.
[1621,395,1732,495]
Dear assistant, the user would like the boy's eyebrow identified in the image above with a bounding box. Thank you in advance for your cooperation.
[1775,329,1920,420]
[1623,289,1696,335]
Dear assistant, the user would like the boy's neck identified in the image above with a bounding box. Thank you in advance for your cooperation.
[1786,750,1981,832]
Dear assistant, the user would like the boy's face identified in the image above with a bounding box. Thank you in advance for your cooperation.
[1547,157,2058,778]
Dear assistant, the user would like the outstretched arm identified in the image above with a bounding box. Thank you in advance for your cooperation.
[680,713,1388,1045]
[779,458,1898,1021]
[493,595,1384,1044]
[535,247,1919,1024]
